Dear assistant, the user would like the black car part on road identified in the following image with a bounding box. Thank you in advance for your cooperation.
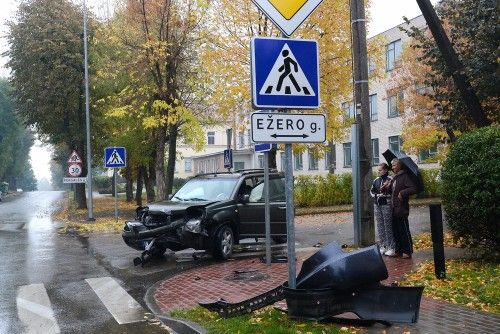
[200,242,424,324]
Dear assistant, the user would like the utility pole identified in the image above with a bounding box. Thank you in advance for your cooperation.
[83,0,94,220]
[415,0,490,128]
[350,0,374,246]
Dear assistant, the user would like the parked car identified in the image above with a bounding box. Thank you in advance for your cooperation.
[122,169,287,262]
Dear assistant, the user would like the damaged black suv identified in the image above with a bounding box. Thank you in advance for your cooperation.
[122,169,287,262]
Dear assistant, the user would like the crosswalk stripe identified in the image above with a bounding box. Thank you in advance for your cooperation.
[85,277,145,325]
[17,283,61,334]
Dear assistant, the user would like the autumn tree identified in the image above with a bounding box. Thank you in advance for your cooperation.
[6,0,97,206]
[0,79,36,191]
[392,0,499,154]
[95,0,208,200]
[199,0,378,167]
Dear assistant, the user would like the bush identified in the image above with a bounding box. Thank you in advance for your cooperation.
[0,182,8,194]
[93,175,113,191]
[441,126,500,255]
[420,168,441,198]
[294,173,352,207]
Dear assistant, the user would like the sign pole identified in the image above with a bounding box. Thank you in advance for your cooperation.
[114,169,118,221]
[263,152,271,266]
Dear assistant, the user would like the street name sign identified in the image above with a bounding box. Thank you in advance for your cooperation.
[255,143,272,152]
[252,0,323,36]
[251,112,326,143]
[251,37,319,109]
[104,147,126,168]
[63,177,87,184]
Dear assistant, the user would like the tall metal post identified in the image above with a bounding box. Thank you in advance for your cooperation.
[83,0,94,220]
[114,169,118,221]
[263,152,271,266]
[284,143,296,288]
[350,0,374,246]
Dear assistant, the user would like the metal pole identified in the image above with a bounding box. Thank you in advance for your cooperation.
[114,169,118,221]
[83,0,94,220]
[226,128,232,172]
[430,204,446,278]
[264,152,271,266]
[351,123,361,245]
[284,143,296,288]
[350,0,374,245]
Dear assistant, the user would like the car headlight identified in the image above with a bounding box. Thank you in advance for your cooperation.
[185,218,202,233]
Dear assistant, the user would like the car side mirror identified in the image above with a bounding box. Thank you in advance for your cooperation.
[167,194,173,200]
[240,194,250,203]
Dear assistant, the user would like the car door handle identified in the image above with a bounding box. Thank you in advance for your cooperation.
[278,206,286,209]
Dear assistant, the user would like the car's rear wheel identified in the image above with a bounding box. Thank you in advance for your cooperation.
[212,225,234,260]
[272,236,287,244]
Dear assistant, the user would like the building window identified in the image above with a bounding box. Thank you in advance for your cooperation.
[238,132,245,148]
[371,138,379,165]
[294,153,303,171]
[386,39,402,71]
[308,150,319,170]
[341,101,355,118]
[368,58,376,74]
[234,161,245,170]
[369,94,378,121]
[184,158,192,172]
[280,152,285,171]
[343,142,352,167]
[389,135,403,153]
[258,155,264,168]
[207,131,215,145]
[418,143,438,162]
[325,145,336,170]
[387,91,404,118]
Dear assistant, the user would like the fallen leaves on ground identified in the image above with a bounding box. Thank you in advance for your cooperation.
[400,259,499,314]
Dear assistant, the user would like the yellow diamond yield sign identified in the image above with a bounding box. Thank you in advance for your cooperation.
[268,0,307,20]
[252,0,323,36]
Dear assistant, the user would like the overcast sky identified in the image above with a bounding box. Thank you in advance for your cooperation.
[0,0,438,182]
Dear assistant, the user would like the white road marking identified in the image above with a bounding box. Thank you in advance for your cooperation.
[85,277,145,324]
[16,284,61,334]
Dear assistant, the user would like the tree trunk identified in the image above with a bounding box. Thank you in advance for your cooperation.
[328,140,336,174]
[75,183,86,209]
[155,126,167,200]
[125,167,133,202]
[145,161,156,203]
[8,178,17,191]
[75,143,87,209]
[165,124,178,196]
[135,166,144,206]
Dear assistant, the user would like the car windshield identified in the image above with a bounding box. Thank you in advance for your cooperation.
[171,178,238,202]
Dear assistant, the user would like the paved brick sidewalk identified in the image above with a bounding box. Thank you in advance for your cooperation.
[152,249,500,334]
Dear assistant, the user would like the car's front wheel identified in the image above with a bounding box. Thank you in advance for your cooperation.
[212,225,234,260]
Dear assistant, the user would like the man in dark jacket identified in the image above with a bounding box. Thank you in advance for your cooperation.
[389,158,418,258]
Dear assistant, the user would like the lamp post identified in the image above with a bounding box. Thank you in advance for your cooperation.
[83,0,94,220]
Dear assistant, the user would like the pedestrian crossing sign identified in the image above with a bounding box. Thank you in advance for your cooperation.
[104,147,126,168]
[251,37,320,109]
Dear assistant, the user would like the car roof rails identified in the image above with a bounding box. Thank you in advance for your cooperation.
[236,168,279,175]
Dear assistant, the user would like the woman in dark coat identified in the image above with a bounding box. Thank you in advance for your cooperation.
[385,158,418,258]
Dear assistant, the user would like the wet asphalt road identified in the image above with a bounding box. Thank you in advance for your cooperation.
[0,191,437,334]
[0,191,170,334]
